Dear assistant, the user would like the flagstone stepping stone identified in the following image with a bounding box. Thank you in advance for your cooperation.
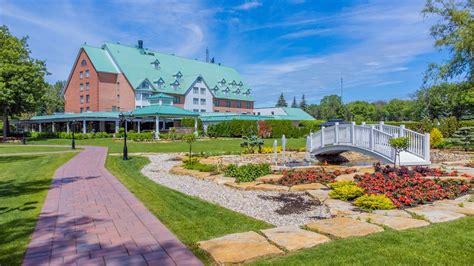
[213,175,236,185]
[335,173,358,182]
[354,167,375,174]
[198,231,283,264]
[256,174,283,183]
[306,217,383,238]
[290,183,327,191]
[406,206,465,223]
[261,226,331,251]
[373,209,412,218]
[306,189,330,202]
[429,202,474,216]
[225,181,263,190]
[453,195,472,202]
[253,183,289,192]
[348,213,430,230]
[324,199,359,216]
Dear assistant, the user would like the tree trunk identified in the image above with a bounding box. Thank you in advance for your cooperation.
[2,108,8,142]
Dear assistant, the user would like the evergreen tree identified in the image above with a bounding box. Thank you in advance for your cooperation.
[276,93,288,107]
[300,94,308,111]
[291,96,298,108]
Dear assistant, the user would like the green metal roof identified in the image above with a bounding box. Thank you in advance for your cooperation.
[147,93,174,100]
[82,45,118,74]
[30,112,121,121]
[268,107,315,121]
[200,112,274,122]
[97,42,253,101]
[131,104,199,117]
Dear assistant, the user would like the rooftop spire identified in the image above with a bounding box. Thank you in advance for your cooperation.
[206,47,209,63]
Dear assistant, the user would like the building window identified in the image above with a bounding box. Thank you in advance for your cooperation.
[200,109,206,113]
[246,102,251,109]
[173,96,181,104]
[81,59,87,66]
[214,99,220,107]
[135,92,141,100]
[226,101,231,107]
[193,87,199,94]
[200,88,205,94]
[271,111,274,115]
[215,110,220,112]
[85,70,90,77]
[236,102,242,108]
[193,98,199,104]
[79,71,83,79]
[85,82,90,91]
[117,94,120,101]
[80,83,84,91]
[112,106,117,112]
[86,107,90,112]
[200,99,206,105]
[80,107,83,113]
[86,95,90,103]
[80,95,84,104]
[193,109,199,112]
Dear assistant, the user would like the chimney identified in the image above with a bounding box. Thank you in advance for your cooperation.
[205,47,209,63]
[138,40,143,49]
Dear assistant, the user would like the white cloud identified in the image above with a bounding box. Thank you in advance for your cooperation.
[280,28,330,39]
[235,1,262,11]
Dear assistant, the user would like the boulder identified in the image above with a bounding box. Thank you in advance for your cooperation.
[198,231,283,264]
[261,226,330,251]
[306,217,384,238]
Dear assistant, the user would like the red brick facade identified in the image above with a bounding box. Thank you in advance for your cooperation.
[64,49,135,113]
[213,99,253,113]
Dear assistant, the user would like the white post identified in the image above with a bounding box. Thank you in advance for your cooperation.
[137,121,141,133]
[370,125,375,150]
[424,133,430,162]
[399,124,405,137]
[66,122,70,133]
[115,120,119,134]
[334,122,339,144]
[194,117,198,136]
[361,122,366,126]
[321,126,325,146]
[155,116,160,139]
[309,132,314,150]
[39,123,42,133]
[350,121,355,145]
[52,122,55,132]
[82,120,86,133]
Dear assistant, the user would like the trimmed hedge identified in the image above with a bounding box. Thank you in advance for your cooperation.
[206,120,314,139]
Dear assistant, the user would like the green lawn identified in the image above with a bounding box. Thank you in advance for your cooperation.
[251,217,474,265]
[0,145,74,154]
[106,155,272,264]
[28,137,306,154]
[0,153,76,265]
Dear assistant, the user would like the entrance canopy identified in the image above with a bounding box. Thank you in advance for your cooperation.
[130,104,199,118]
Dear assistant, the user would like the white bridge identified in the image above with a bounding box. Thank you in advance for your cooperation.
[306,122,431,165]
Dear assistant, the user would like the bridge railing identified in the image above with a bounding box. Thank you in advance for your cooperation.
[307,121,430,163]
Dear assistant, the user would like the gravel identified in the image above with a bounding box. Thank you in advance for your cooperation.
[141,154,331,226]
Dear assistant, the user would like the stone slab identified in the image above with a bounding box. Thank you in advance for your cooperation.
[348,213,430,230]
[169,166,212,179]
[256,174,283,183]
[261,226,330,251]
[373,209,412,218]
[253,183,289,192]
[306,189,330,202]
[430,202,474,216]
[306,217,384,238]
[406,206,465,223]
[290,183,327,191]
[198,231,283,264]
[324,199,359,217]
[225,181,262,190]
[335,173,357,182]
[213,175,236,185]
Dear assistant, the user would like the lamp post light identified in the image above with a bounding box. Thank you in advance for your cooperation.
[119,112,134,160]
[70,120,77,150]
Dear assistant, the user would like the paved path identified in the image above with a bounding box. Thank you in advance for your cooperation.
[23,146,202,266]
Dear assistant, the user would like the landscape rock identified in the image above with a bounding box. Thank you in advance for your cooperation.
[213,175,236,185]
[256,174,283,183]
[290,183,327,191]
[253,184,289,192]
[348,213,430,230]
[225,181,263,190]
[406,206,465,223]
[198,231,283,264]
[335,173,358,182]
[306,189,330,202]
[261,226,331,251]
[324,199,359,217]
[430,201,474,215]
[306,217,384,238]
[372,209,412,218]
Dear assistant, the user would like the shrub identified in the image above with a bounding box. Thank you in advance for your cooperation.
[273,168,356,186]
[183,158,216,172]
[430,128,444,148]
[328,181,365,200]
[353,194,395,210]
[224,163,271,183]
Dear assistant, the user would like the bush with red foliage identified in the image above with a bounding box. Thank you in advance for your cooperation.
[270,168,356,186]
[355,170,470,208]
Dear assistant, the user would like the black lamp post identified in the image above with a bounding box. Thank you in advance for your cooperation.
[70,120,77,150]
[119,112,134,160]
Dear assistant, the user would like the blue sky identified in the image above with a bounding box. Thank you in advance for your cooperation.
[0,0,445,107]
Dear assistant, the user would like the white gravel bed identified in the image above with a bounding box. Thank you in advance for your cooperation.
[141,154,331,226]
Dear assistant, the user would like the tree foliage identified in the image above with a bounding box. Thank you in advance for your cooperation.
[291,96,297,108]
[37,80,65,115]
[0,25,48,138]
[319,95,346,120]
[276,93,288,107]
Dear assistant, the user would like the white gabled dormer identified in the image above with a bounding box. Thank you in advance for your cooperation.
[173,71,183,80]
[151,59,160,70]
[154,77,165,89]
[218,78,226,87]
[170,80,180,90]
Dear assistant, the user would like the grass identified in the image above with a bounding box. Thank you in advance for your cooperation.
[105,155,272,264]
[0,145,75,154]
[27,137,306,154]
[250,217,474,265]
[0,153,76,265]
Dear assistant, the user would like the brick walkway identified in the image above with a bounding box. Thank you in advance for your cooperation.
[23,147,203,266]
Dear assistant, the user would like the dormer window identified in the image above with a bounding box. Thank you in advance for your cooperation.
[211,85,219,92]
[151,59,160,70]
[173,71,183,79]
[218,78,226,86]
[230,80,237,86]
[233,88,241,94]
[223,87,230,94]
[238,81,243,86]
[141,81,149,89]
[171,80,180,89]
[155,78,165,88]
[243,89,251,96]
